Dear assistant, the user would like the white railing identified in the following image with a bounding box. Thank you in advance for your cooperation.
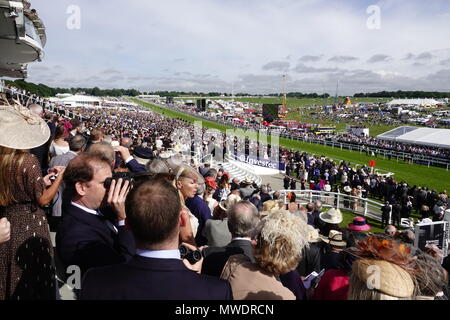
[278,189,385,222]
[277,189,416,228]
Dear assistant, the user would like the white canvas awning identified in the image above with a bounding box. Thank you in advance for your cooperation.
[377,126,450,149]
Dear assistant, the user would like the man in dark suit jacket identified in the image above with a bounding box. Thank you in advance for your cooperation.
[80,177,232,300]
[48,134,86,231]
[202,200,260,277]
[114,145,147,173]
[56,153,135,278]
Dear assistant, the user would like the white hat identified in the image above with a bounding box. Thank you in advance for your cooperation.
[319,208,343,224]
[242,176,253,184]
[343,186,352,192]
[219,194,242,211]
[0,104,50,149]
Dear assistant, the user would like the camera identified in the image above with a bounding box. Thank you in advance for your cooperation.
[179,244,204,265]
[103,172,134,189]
[49,174,58,182]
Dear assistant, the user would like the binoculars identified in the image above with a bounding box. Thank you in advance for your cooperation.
[179,245,204,265]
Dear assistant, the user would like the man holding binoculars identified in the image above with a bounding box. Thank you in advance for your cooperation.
[80,176,231,300]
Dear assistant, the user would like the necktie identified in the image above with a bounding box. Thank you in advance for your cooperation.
[97,211,118,234]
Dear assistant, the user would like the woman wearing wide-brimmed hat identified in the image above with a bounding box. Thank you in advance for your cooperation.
[0,103,66,300]
[318,208,343,239]
[319,230,347,271]
[342,185,351,209]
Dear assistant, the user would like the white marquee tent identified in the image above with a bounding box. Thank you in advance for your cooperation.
[386,99,441,107]
[377,126,450,150]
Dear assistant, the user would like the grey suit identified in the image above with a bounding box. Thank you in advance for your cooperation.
[239,185,255,199]
[203,218,232,247]
[49,151,78,218]
[201,239,255,277]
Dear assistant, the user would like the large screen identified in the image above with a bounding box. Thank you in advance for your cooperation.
[262,104,281,122]
[414,221,449,257]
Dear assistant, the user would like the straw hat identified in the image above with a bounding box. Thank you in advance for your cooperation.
[319,208,343,224]
[0,104,50,149]
[218,194,242,211]
[320,230,347,248]
[352,258,414,298]
[348,216,371,231]
[260,200,284,216]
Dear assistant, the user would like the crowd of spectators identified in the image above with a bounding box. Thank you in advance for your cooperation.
[279,147,449,227]
[0,89,449,301]
[169,101,450,160]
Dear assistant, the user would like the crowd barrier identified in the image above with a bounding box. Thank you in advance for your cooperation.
[277,189,417,228]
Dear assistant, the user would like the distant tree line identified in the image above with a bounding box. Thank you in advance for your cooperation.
[5,80,449,99]
[4,80,141,97]
[354,91,450,99]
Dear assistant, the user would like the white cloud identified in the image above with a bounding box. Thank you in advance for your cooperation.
[262,61,290,72]
[24,0,450,94]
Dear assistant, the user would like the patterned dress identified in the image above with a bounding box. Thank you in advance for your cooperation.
[0,153,55,300]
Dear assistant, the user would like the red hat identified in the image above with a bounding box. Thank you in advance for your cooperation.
[205,176,217,189]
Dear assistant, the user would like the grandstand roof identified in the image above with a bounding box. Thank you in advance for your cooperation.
[377,126,450,150]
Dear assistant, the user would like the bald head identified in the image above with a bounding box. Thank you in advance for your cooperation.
[88,142,115,167]
[227,200,260,238]
[121,137,133,148]
[314,200,322,210]
[69,134,86,153]
[384,225,397,237]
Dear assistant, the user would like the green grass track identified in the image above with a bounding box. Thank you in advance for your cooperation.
[131,98,450,192]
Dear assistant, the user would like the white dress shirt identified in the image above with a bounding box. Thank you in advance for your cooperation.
[71,201,120,233]
[136,249,181,260]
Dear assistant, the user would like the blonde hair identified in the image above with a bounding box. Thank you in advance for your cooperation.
[0,146,27,206]
[253,210,309,276]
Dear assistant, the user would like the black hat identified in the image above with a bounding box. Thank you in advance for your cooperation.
[133,146,153,165]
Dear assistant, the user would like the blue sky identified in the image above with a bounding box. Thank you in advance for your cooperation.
[26,0,450,95]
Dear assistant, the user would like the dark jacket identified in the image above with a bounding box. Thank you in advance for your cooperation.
[125,158,147,174]
[297,242,322,277]
[80,255,232,300]
[202,239,255,277]
[56,204,135,277]
[185,195,212,246]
